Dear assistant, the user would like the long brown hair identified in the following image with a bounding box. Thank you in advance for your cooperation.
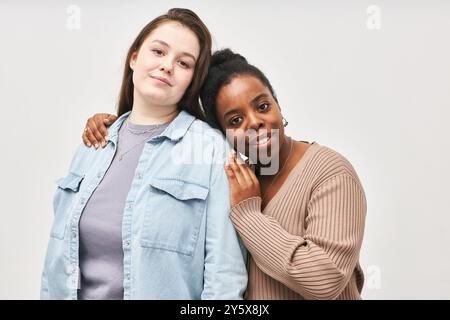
[117,8,211,120]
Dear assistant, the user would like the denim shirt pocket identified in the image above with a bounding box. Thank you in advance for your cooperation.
[140,177,209,256]
[51,172,84,239]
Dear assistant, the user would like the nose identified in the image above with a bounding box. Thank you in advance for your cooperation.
[159,58,173,75]
[247,113,264,131]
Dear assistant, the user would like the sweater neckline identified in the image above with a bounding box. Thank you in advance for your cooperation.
[262,141,319,214]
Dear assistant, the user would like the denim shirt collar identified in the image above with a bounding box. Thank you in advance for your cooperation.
[108,110,196,145]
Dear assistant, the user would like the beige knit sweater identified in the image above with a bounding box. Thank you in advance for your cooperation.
[230,142,366,300]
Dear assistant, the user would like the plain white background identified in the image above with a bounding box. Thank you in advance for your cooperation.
[1,0,449,299]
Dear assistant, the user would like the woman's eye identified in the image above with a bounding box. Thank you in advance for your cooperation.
[178,60,190,69]
[258,103,270,111]
[152,49,164,56]
[229,117,242,126]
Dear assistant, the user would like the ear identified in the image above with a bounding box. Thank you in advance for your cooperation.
[129,51,138,71]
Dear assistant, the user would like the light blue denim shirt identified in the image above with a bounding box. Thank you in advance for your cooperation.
[41,110,248,299]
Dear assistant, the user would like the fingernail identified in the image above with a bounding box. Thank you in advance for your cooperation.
[87,143,91,147]
[105,136,109,141]
[95,144,99,149]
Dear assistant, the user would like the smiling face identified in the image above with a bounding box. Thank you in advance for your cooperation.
[215,75,285,163]
[129,21,200,109]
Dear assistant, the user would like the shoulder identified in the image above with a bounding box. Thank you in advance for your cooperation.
[185,118,230,158]
[305,142,364,190]
[169,119,230,176]
[188,119,227,142]
[67,142,108,174]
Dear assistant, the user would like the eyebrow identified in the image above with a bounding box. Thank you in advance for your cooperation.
[250,93,269,104]
[222,93,270,119]
[151,39,197,62]
[223,108,240,119]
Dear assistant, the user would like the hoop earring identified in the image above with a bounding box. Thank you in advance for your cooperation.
[282,117,289,127]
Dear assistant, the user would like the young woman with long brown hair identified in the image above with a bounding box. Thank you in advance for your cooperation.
[41,9,247,300]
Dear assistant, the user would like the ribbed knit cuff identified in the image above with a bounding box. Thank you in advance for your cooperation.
[230,196,262,220]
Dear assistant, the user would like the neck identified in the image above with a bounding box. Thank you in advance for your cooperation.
[130,92,179,125]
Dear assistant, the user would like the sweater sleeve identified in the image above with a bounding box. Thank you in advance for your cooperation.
[230,174,366,300]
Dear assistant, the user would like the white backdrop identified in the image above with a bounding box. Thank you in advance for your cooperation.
[1,0,449,299]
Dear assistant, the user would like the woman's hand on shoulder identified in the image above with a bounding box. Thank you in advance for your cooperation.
[82,113,117,148]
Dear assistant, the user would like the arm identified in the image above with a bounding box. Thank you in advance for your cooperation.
[201,147,248,299]
[226,156,366,300]
[82,113,117,148]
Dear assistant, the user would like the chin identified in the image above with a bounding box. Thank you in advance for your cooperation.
[139,91,175,107]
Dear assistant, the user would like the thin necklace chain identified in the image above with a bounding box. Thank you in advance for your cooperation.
[262,137,294,200]
[125,119,166,135]
[117,120,163,161]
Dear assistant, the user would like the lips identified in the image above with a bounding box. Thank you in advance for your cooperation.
[150,75,172,86]
[248,133,272,146]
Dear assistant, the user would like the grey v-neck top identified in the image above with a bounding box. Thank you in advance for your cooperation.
[78,119,168,300]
